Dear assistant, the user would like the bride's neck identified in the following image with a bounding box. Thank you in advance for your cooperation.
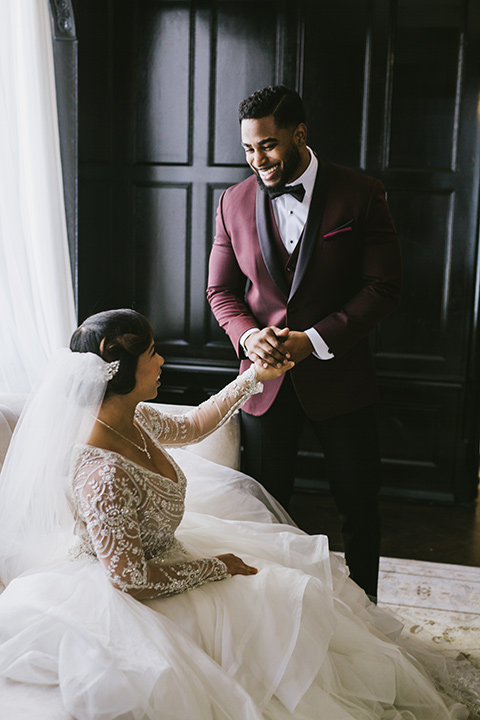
[97,394,138,432]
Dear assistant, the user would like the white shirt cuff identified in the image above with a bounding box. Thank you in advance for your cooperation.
[304,328,334,360]
[240,328,260,355]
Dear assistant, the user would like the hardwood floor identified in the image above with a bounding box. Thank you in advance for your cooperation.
[289,491,480,567]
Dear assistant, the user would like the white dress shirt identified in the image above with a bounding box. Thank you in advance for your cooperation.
[241,148,334,361]
[271,147,317,252]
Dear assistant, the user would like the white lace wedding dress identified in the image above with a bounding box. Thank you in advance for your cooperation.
[0,369,471,719]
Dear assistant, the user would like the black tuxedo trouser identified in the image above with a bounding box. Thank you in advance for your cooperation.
[240,373,381,599]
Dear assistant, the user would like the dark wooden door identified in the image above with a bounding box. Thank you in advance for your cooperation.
[73,0,480,503]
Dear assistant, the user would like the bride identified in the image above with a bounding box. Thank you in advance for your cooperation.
[0,309,472,719]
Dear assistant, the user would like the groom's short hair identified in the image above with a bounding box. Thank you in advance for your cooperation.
[238,85,306,129]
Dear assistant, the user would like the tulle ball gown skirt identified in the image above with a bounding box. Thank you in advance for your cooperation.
[0,451,470,720]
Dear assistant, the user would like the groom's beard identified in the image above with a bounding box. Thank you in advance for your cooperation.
[255,144,302,195]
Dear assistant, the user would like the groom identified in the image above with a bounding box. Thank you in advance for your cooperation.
[207,85,402,599]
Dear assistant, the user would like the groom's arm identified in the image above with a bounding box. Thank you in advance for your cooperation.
[207,192,261,357]
[207,193,292,368]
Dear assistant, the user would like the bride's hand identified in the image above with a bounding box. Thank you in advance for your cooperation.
[216,553,258,576]
[253,358,295,382]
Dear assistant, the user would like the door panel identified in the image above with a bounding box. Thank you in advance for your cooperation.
[388,0,463,171]
[135,2,192,165]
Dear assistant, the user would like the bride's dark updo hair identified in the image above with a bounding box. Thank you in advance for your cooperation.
[70,309,154,395]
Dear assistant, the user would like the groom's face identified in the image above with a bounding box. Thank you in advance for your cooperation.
[241,115,307,194]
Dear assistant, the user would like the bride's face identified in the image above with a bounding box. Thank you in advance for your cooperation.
[134,340,164,400]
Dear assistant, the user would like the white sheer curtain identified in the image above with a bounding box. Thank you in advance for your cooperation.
[0,0,76,393]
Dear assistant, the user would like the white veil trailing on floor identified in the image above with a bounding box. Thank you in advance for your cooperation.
[0,350,111,586]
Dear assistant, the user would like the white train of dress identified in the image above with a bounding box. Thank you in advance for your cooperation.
[0,372,471,719]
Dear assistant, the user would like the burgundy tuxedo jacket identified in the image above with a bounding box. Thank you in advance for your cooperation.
[207,160,402,420]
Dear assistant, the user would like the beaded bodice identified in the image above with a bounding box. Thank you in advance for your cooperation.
[69,366,263,600]
[72,446,187,562]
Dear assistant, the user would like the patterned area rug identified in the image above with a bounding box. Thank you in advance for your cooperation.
[379,556,480,717]
[379,557,480,665]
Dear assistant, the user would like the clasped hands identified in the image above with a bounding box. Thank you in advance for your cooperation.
[244,326,313,381]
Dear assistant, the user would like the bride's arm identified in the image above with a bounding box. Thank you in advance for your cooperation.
[137,362,292,446]
[73,461,230,600]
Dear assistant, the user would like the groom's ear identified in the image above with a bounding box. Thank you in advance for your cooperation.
[294,123,307,146]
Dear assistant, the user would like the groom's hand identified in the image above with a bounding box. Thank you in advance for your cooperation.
[280,331,314,364]
[244,326,291,369]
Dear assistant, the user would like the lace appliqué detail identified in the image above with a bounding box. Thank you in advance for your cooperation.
[145,555,230,599]
[430,653,480,717]
[139,409,190,445]
[70,446,228,600]
[136,365,263,447]
[215,365,263,403]
[69,370,261,599]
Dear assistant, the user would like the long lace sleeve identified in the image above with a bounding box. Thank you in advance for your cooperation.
[136,365,263,446]
[72,457,229,600]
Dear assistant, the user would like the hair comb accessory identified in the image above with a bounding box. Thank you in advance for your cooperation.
[105,359,120,380]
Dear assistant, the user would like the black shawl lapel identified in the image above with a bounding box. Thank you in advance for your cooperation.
[255,184,289,298]
[288,159,329,302]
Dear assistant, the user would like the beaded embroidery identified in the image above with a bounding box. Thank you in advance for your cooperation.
[70,367,263,599]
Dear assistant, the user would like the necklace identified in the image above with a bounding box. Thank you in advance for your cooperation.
[93,415,152,460]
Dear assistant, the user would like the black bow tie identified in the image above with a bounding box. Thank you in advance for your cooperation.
[269,183,306,202]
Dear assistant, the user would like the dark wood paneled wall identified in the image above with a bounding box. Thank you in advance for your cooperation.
[72,0,480,503]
